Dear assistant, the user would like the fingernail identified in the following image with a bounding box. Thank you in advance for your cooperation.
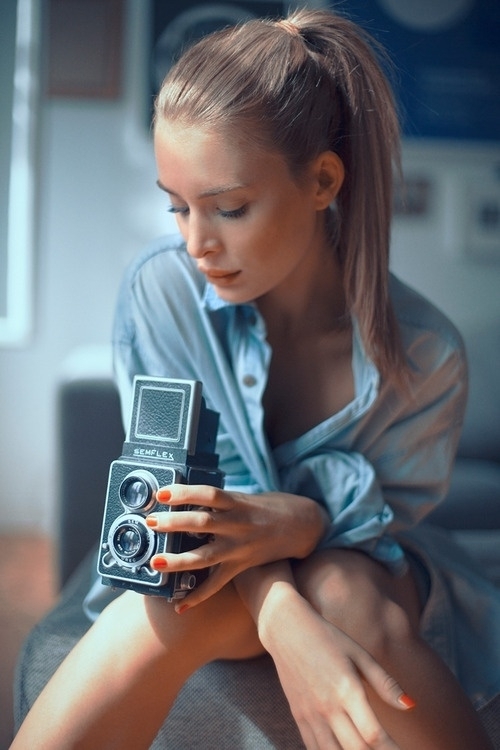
[398,694,416,710]
[151,556,168,570]
[176,603,189,615]
[145,515,158,528]
[157,489,172,502]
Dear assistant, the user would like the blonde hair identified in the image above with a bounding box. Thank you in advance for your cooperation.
[155,9,407,384]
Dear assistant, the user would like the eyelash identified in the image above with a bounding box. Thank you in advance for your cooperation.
[168,205,248,220]
[168,205,188,217]
[219,205,247,219]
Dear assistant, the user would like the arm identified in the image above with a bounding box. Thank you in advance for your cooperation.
[146,485,330,609]
[140,332,467,608]
[234,561,411,750]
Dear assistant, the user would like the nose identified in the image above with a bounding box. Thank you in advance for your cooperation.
[184,214,220,259]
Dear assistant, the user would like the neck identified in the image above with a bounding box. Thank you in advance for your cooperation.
[256,249,348,341]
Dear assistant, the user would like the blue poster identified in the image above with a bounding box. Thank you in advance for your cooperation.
[337,0,500,142]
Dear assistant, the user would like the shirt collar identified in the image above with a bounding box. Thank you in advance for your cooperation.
[201,280,259,321]
[202,281,232,312]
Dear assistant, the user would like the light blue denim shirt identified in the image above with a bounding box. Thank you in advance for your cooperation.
[85,234,500,709]
[112,235,466,572]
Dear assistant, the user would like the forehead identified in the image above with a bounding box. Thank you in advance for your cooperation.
[154,118,292,191]
[154,119,227,156]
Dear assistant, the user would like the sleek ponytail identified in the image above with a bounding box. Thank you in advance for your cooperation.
[155,9,407,384]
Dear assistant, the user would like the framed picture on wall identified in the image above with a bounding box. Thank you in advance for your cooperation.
[46,0,124,99]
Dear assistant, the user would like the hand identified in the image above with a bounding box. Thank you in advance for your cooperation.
[260,585,411,750]
[145,484,329,609]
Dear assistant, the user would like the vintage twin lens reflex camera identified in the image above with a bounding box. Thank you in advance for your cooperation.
[97,376,224,600]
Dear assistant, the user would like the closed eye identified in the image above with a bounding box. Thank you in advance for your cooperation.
[218,205,248,219]
[168,204,189,216]
[168,204,248,220]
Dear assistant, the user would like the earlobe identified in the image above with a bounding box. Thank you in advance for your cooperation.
[314,151,345,209]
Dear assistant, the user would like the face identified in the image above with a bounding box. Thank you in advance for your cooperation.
[154,119,341,308]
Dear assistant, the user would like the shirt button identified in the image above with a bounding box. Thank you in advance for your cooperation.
[242,374,257,387]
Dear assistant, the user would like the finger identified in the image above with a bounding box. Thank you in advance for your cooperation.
[157,484,234,511]
[327,712,370,750]
[146,508,216,535]
[173,563,240,612]
[150,538,222,573]
[339,693,400,750]
[296,719,340,750]
[354,649,416,713]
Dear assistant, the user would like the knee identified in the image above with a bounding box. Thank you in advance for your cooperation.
[294,550,416,660]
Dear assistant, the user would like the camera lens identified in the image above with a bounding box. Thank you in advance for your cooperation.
[114,525,145,559]
[119,470,158,511]
[108,514,156,567]
[122,479,149,509]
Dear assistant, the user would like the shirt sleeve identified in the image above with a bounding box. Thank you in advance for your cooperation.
[281,448,405,571]
[368,331,468,535]
[111,236,207,429]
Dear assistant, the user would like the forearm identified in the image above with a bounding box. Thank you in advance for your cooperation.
[231,491,329,639]
[235,560,301,650]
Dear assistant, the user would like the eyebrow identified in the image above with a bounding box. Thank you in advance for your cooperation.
[156,179,248,199]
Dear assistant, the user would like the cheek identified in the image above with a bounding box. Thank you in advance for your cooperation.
[175,219,187,239]
[263,211,312,259]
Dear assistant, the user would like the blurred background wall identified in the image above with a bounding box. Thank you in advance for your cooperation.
[0,0,499,534]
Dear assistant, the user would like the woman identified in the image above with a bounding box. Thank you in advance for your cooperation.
[13,9,498,749]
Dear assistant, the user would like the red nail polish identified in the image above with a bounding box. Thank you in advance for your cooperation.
[145,516,158,528]
[398,694,416,710]
[157,489,172,502]
[151,557,168,570]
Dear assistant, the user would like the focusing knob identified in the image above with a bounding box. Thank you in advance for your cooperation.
[179,572,197,591]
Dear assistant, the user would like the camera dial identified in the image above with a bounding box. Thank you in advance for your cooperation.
[119,470,159,512]
[108,514,156,569]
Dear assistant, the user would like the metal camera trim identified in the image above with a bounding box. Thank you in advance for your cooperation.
[118,469,159,512]
[107,513,157,569]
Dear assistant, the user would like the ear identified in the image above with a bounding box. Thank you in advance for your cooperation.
[312,151,345,210]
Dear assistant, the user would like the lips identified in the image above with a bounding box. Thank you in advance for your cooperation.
[199,266,241,283]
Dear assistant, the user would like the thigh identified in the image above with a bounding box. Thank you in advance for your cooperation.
[292,549,422,651]
[141,580,265,663]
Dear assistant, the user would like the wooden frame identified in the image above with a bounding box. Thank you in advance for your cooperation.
[46,0,124,99]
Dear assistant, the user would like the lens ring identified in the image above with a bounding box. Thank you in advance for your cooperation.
[119,470,159,511]
[108,514,156,567]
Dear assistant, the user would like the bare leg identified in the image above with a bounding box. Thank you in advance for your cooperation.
[294,549,493,750]
[13,553,493,750]
[11,585,263,750]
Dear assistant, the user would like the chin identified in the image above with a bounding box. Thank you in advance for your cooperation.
[210,282,257,306]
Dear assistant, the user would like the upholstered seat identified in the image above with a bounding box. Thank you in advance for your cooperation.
[13,322,500,747]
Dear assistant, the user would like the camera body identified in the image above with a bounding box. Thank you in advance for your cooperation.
[97,376,224,600]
